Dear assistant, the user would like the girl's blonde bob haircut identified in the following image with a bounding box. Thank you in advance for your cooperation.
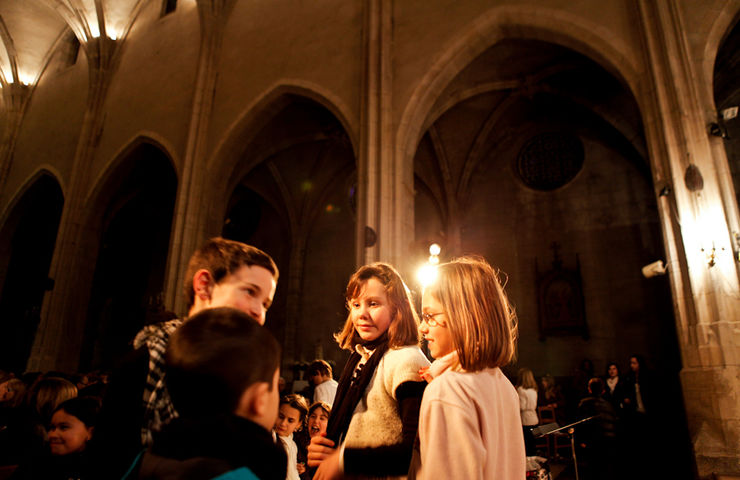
[335,262,421,351]
[425,256,517,371]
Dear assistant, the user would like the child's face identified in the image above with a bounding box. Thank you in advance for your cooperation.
[48,410,93,456]
[349,277,393,342]
[307,407,329,437]
[419,292,454,359]
[209,265,277,325]
[274,404,302,437]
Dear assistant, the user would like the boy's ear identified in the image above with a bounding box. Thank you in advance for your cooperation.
[236,382,272,429]
[192,269,215,302]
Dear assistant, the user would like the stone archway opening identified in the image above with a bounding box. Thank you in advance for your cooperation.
[413,38,691,477]
[80,143,177,371]
[714,17,740,208]
[0,174,63,373]
[223,95,356,385]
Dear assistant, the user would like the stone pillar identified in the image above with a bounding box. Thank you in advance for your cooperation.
[637,1,740,477]
[0,83,32,199]
[28,36,119,372]
[357,0,404,268]
[163,0,236,315]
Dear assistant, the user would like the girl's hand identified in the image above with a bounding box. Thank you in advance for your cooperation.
[297,462,306,474]
[307,434,336,467]
[313,447,342,480]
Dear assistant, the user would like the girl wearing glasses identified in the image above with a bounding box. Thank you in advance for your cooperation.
[417,256,525,479]
[308,263,429,479]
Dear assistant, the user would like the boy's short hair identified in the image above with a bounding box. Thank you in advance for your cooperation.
[588,377,605,396]
[306,360,332,378]
[165,307,281,417]
[184,237,279,308]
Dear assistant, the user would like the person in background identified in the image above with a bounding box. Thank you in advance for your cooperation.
[602,362,626,415]
[307,360,338,407]
[275,394,309,480]
[10,396,101,480]
[516,367,539,456]
[576,378,618,480]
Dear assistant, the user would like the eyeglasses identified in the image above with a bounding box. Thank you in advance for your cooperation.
[421,312,445,327]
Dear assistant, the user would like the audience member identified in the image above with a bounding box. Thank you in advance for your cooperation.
[94,238,279,478]
[516,367,539,456]
[308,263,430,479]
[133,307,287,480]
[306,360,338,407]
[576,378,618,480]
[539,374,566,422]
[603,362,626,414]
[416,257,525,479]
[10,396,101,480]
[275,394,309,480]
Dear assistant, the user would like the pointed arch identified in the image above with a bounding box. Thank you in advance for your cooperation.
[396,5,642,169]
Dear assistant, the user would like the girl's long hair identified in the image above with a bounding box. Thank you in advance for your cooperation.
[334,263,420,351]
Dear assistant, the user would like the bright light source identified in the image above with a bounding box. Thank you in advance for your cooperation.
[428,255,439,265]
[417,264,438,288]
[429,243,441,256]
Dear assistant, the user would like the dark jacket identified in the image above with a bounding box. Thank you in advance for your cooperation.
[10,451,92,480]
[135,414,287,480]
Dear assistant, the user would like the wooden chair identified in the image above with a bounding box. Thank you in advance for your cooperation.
[536,405,573,461]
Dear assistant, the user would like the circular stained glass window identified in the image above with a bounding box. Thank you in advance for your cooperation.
[517,133,584,191]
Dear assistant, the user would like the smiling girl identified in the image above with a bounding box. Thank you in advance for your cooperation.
[275,394,309,480]
[417,256,524,479]
[308,263,429,479]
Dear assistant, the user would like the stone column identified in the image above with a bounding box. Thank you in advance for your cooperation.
[163,0,236,314]
[28,36,119,372]
[357,0,405,268]
[637,1,740,477]
[0,83,32,199]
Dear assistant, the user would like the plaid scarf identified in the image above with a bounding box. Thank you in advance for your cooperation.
[133,318,183,447]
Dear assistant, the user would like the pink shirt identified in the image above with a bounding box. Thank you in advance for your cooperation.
[419,367,526,480]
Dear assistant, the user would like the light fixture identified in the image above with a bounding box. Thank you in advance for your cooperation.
[417,243,442,287]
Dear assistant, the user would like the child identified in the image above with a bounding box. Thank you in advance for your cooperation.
[94,238,279,478]
[275,394,309,480]
[133,307,286,480]
[417,256,525,479]
[308,262,430,479]
[11,396,101,480]
[306,360,338,407]
[306,402,331,438]
[516,367,539,456]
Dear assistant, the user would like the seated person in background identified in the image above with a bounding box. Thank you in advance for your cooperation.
[306,360,338,407]
[274,394,309,480]
[133,307,286,480]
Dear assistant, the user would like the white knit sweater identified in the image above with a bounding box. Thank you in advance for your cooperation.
[343,345,430,449]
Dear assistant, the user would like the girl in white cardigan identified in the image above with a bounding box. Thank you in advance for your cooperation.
[417,256,526,480]
[308,262,429,480]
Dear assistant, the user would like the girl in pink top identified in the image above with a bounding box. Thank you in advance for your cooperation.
[417,256,526,480]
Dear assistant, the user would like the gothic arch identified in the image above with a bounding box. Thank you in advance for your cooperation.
[396,5,642,169]
[0,166,65,228]
[701,4,740,111]
[211,80,357,177]
[0,172,64,372]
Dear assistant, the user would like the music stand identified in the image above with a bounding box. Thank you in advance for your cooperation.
[531,416,597,480]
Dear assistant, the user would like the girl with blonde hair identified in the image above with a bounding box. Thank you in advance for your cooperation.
[516,367,539,455]
[417,256,525,479]
[308,262,429,479]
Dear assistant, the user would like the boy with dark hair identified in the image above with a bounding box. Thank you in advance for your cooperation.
[306,360,338,407]
[135,307,286,480]
[94,237,279,478]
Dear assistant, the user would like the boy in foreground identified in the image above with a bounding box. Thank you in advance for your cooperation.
[135,307,286,480]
